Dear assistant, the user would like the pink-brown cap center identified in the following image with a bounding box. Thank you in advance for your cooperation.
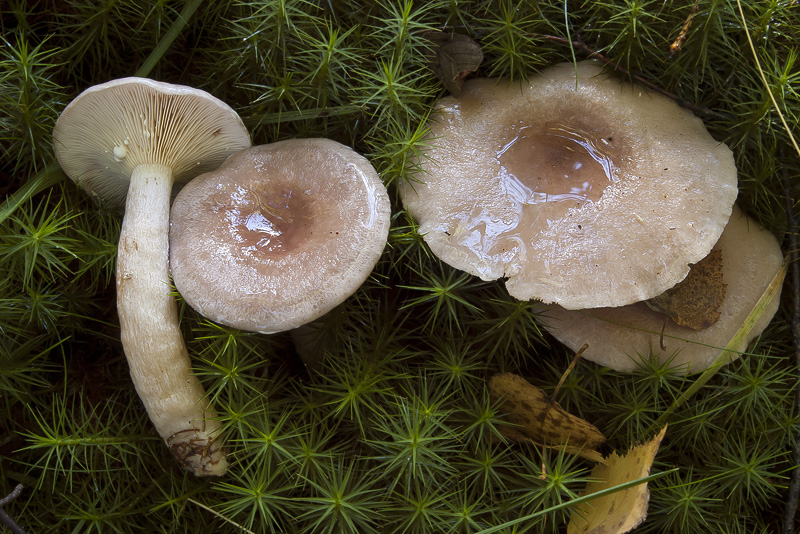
[497,120,617,211]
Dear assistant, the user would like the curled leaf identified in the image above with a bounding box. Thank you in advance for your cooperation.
[646,248,726,330]
[489,373,606,462]
[424,31,483,96]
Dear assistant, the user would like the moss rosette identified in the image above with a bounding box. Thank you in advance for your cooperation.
[401,61,738,309]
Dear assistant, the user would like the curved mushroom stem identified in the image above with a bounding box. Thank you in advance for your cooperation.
[116,163,226,476]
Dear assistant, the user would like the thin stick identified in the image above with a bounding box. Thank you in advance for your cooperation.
[732,3,800,527]
[552,343,588,402]
[782,163,800,534]
[734,0,800,160]
[187,498,255,534]
[0,484,27,534]
[670,0,701,56]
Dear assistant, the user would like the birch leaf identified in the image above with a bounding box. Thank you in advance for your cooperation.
[567,426,668,534]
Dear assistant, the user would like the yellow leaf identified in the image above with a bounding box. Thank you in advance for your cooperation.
[567,426,668,534]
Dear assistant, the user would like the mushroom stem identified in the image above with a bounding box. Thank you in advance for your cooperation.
[116,163,226,476]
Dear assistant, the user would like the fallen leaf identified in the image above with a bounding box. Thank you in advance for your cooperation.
[567,426,668,534]
[646,248,726,330]
[489,373,606,462]
[498,424,607,464]
[423,31,483,96]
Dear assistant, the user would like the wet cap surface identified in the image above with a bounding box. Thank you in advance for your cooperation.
[53,77,250,206]
[400,61,738,309]
[169,139,391,334]
[537,206,783,373]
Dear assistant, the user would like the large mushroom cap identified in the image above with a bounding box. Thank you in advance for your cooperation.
[401,61,738,309]
[53,77,250,206]
[169,138,391,334]
[537,206,784,374]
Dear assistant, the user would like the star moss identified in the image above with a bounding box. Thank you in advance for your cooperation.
[1,1,799,532]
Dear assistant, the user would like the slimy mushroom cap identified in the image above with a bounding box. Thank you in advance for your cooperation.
[537,206,784,374]
[400,61,738,309]
[169,138,391,334]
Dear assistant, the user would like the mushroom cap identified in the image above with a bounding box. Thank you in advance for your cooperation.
[400,61,738,309]
[53,77,251,206]
[536,206,783,374]
[169,138,391,334]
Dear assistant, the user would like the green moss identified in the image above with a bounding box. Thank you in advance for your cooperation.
[1,1,799,532]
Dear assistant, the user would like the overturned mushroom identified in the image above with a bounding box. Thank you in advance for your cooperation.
[400,61,738,309]
[169,138,391,334]
[53,77,251,475]
[537,206,784,373]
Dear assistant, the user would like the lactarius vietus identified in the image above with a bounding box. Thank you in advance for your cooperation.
[400,61,738,310]
[537,206,784,373]
[53,77,251,475]
[169,138,391,334]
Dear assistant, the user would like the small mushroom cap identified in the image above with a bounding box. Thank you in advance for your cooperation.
[53,77,251,206]
[537,206,783,374]
[169,138,391,334]
[400,61,738,309]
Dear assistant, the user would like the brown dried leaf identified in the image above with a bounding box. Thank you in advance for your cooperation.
[489,373,606,462]
[567,426,667,534]
[424,31,483,96]
[498,425,607,463]
[646,248,726,330]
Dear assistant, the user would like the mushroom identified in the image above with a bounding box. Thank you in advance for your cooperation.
[400,61,738,309]
[169,138,391,334]
[52,77,251,475]
[536,206,784,373]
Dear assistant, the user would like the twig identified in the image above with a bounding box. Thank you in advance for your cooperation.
[552,343,588,402]
[0,484,27,534]
[187,498,255,534]
[782,162,800,534]
[670,0,701,56]
[536,33,727,120]
[734,0,800,159]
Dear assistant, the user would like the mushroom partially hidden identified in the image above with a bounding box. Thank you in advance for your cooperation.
[169,138,391,334]
[53,77,251,475]
[537,206,784,373]
[400,61,738,310]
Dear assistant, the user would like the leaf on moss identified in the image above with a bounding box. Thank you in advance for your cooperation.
[646,248,726,330]
[567,426,668,534]
[489,373,606,462]
[423,31,483,97]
